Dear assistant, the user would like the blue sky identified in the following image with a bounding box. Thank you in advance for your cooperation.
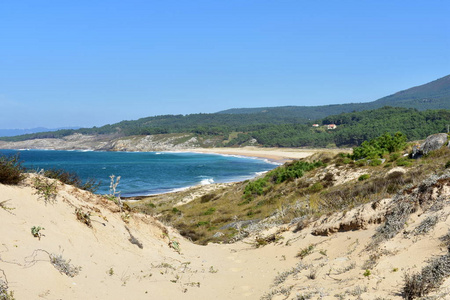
[0,1,449,129]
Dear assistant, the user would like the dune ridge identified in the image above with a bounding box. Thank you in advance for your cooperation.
[1,169,449,299]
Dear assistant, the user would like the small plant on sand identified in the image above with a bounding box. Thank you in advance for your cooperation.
[0,270,15,300]
[50,253,81,277]
[254,233,283,248]
[75,208,92,228]
[121,212,131,223]
[31,226,45,240]
[33,174,58,203]
[0,200,15,213]
[164,234,181,254]
[296,244,315,259]
[363,269,371,277]
[107,174,123,210]
[108,267,114,276]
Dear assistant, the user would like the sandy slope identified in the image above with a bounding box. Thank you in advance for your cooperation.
[0,176,286,299]
[1,173,449,299]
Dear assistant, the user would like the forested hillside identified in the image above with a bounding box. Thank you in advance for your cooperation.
[240,107,450,147]
[1,75,449,148]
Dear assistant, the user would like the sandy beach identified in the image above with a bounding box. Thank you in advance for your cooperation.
[183,146,350,163]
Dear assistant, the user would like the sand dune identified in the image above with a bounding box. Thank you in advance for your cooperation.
[1,172,449,299]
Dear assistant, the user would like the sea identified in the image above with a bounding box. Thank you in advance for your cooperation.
[0,149,277,197]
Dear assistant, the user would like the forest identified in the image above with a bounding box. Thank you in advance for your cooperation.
[2,106,449,148]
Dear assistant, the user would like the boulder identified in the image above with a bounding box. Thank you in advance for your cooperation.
[412,133,448,158]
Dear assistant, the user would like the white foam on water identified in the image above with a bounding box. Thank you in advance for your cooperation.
[200,178,214,185]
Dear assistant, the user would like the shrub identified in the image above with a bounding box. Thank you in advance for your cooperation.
[389,153,400,162]
[308,182,323,193]
[43,168,99,193]
[358,174,370,181]
[270,160,324,184]
[396,158,412,167]
[0,278,14,300]
[0,153,25,185]
[369,159,382,166]
[243,177,268,199]
[203,207,216,215]
[352,132,407,160]
[355,159,367,167]
[196,221,210,227]
[445,160,450,169]
[75,208,92,228]
[33,176,58,203]
[403,253,450,299]
[200,193,215,203]
[413,215,439,236]
[50,253,81,277]
[243,160,324,199]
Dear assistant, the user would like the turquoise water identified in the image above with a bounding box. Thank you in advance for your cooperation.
[0,149,277,196]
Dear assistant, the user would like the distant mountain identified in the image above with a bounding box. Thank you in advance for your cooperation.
[371,74,450,109]
[0,127,80,137]
[217,74,450,118]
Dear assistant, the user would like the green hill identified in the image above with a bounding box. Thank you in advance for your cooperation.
[1,74,449,146]
[218,74,450,118]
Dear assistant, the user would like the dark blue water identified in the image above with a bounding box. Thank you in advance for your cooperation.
[0,149,277,196]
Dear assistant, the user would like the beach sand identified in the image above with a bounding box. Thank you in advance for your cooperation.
[183,146,350,163]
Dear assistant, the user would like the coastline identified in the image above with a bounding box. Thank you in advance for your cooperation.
[1,146,349,199]
[125,147,349,200]
[181,146,337,163]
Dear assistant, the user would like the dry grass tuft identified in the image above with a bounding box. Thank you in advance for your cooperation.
[49,253,81,277]
[403,253,450,299]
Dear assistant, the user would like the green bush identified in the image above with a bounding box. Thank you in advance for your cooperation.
[352,132,407,160]
[43,168,99,193]
[203,207,216,215]
[369,159,382,166]
[309,182,324,193]
[358,174,370,181]
[269,160,324,184]
[445,161,450,169]
[355,159,367,167]
[396,158,412,167]
[243,160,324,200]
[0,153,25,185]
[243,177,269,199]
[389,153,400,162]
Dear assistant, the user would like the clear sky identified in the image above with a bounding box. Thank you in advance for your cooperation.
[0,1,449,129]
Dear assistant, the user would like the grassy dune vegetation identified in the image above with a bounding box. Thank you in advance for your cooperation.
[130,133,450,246]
